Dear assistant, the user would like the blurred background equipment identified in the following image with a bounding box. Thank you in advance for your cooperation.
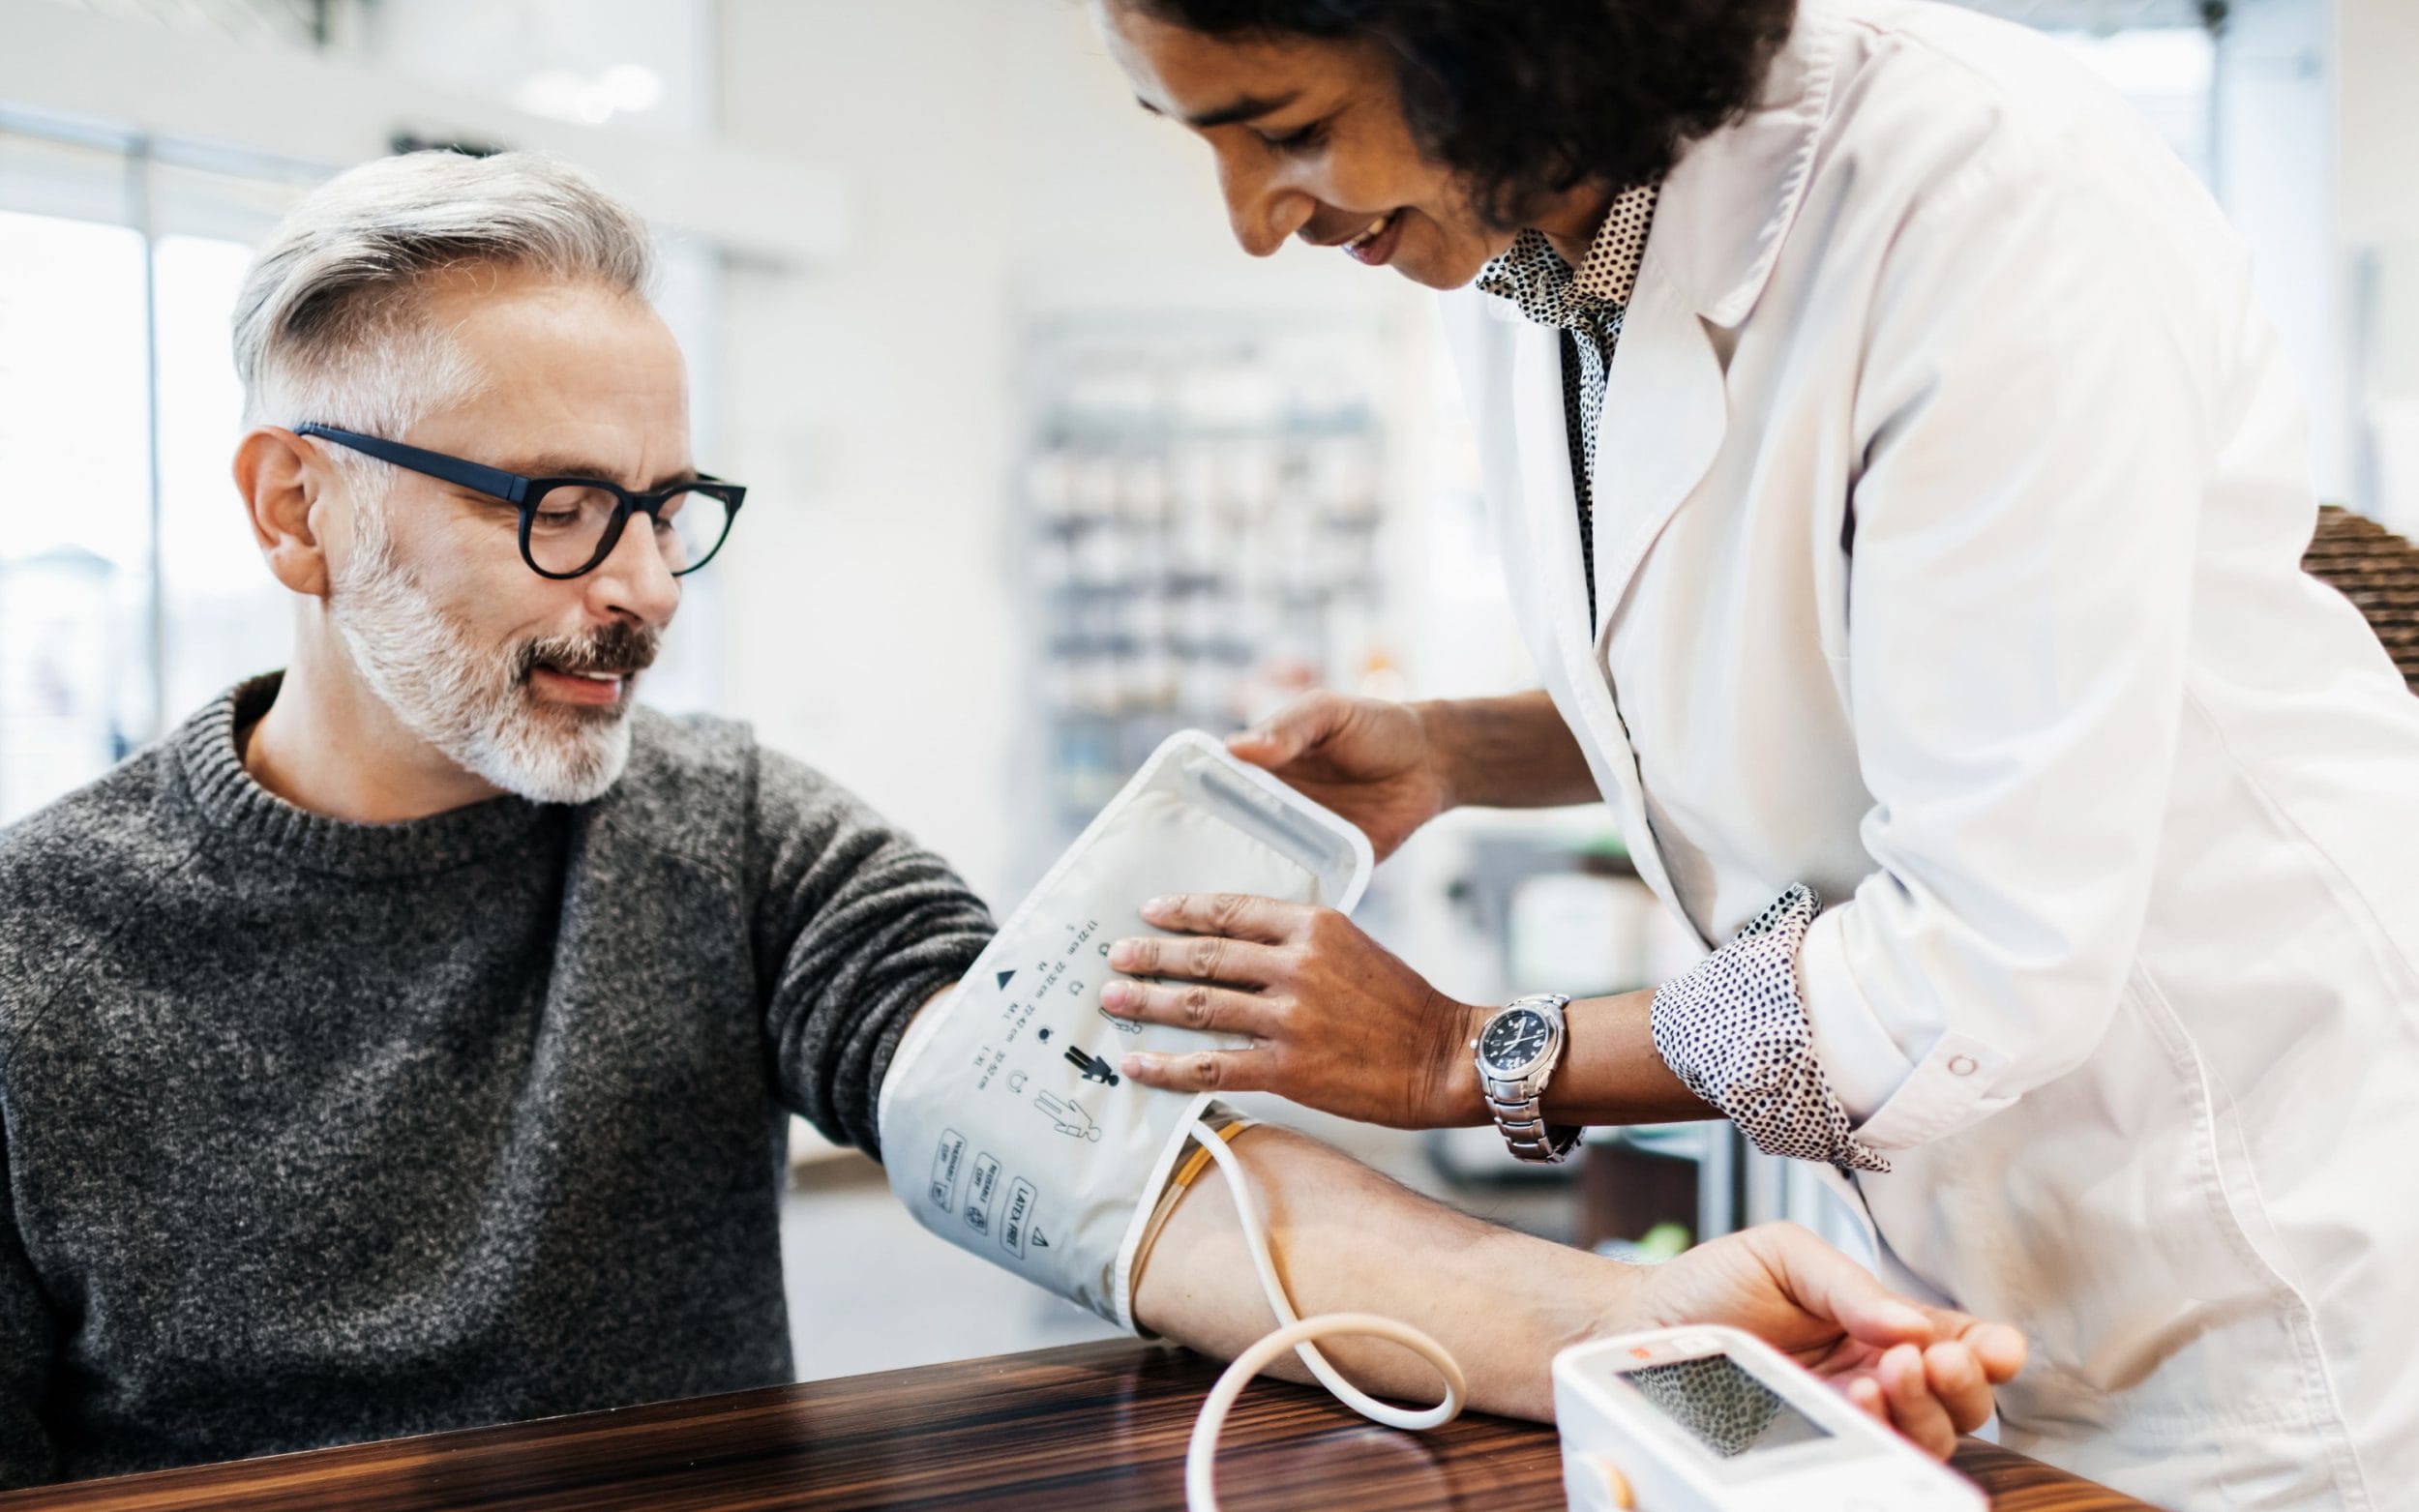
[1017,315,1389,866]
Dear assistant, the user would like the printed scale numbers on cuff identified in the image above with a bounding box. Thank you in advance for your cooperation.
[927,919,1130,1260]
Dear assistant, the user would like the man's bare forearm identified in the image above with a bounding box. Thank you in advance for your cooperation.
[1130,1125,1642,1421]
[1418,691,1599,812]
[903,988,1655,1417]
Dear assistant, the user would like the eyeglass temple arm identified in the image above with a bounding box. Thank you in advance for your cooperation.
[294,424,531,505]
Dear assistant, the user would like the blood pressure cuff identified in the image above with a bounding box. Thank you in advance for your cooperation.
[876,731,1373,1329]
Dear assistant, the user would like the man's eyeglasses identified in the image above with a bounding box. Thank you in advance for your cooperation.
[294,424,744,580]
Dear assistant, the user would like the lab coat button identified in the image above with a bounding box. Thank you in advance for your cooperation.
[1948,1054,1978,1077]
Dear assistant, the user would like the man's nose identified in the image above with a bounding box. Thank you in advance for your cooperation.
[1216,150,1315,259]
[586,513,682,630]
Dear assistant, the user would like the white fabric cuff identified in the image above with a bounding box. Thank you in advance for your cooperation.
[1801,906,2021,1149]
[1796,904,1925,1124]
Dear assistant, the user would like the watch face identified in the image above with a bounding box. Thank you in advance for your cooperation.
[1481,1008,1551,1074]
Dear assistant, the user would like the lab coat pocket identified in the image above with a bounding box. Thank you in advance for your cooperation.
[2125,970,2371,1508]
[1868,984,2361,1507]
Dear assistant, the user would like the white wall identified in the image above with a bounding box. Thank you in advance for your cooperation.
[2335,0,2419,533]
[0,0,843,266]
[712,0,1427,903]
[2337,0,2419,248]
[2214,0,2347,501]
[359,0,718,137]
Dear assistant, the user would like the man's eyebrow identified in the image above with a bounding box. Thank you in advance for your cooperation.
[502,454,701,489]
[1136,90,1301,130]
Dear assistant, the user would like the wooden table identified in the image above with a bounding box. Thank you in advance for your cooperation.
[1,1340,2158,1511]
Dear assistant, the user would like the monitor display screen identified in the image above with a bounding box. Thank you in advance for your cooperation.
[1625,1353,1835,1460]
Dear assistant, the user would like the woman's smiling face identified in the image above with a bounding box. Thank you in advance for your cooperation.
[1095,1,1604,289]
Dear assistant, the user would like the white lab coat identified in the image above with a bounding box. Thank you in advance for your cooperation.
[1439,2,2419,1507]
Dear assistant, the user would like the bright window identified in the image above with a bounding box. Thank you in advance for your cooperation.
[155,232,288,725]
[0,208,155,823]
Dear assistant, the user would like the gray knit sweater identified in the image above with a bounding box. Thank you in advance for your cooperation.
[0,674,994,1488]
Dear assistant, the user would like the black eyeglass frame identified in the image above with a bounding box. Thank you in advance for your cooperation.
[294,423,745,580]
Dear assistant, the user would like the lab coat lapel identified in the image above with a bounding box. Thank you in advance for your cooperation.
[1484,252,1730,656]
[1589,264,1728,625]
[1582,0,1839,611]
[1506,320,1596,666]
[1542,2,1837,913]
[1503,316,1684,908]
[1448,2,1840,917]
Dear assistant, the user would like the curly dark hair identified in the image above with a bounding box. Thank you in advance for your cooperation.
[1120,0,1798,227]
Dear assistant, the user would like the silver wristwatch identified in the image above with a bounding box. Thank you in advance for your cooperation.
[1473,993,1582,1164]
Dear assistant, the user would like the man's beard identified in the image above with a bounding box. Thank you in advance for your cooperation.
[327,519,660,805]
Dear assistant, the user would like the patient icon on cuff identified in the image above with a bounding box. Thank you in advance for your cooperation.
[1035,1091,1103,1141]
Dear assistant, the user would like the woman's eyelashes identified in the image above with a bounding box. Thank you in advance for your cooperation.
[1257,120,1329,154]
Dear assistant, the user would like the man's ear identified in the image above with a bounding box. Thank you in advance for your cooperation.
[234,427,333,599]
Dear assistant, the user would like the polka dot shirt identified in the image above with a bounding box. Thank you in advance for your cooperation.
[1476,182,1658,632]
[1651,887,1890,1174]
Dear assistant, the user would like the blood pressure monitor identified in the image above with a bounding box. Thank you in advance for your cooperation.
[1554,1326,1986,1512]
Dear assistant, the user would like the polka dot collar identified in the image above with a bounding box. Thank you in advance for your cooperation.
[1478,182,1660,328]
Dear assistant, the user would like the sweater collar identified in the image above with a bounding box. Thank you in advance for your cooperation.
[172,672,558,878]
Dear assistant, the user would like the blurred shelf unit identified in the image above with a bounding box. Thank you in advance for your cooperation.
[1016,315,1397,857]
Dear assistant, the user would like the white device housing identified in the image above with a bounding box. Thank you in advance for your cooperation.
[877,730,1371,1328]
[1553,1325,1986,1512]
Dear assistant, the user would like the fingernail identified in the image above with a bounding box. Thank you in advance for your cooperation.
[1124,1054,1155,1077]
[1108,941,1136,969]
[1983,1324,2028,1372]
[1142,896,1175,917]
[1100,982,1133,1010]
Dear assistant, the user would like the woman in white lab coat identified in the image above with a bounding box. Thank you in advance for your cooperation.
[1090,1,2419,1507]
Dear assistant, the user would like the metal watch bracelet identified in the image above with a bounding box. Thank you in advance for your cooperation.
[1478,993,1582,1164]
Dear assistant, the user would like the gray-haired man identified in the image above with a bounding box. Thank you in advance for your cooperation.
[0,151,2021,1489]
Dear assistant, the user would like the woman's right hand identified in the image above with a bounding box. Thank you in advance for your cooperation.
[1629,1223,2027,1460]
[1225,693,1456,862]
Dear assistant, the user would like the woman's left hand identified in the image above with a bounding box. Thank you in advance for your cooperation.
[1101,893,1484,1128]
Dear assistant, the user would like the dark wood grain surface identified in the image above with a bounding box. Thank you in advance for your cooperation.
[0,1339,2159,1511]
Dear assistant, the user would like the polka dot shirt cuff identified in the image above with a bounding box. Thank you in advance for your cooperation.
[1649,885,1891,1174]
